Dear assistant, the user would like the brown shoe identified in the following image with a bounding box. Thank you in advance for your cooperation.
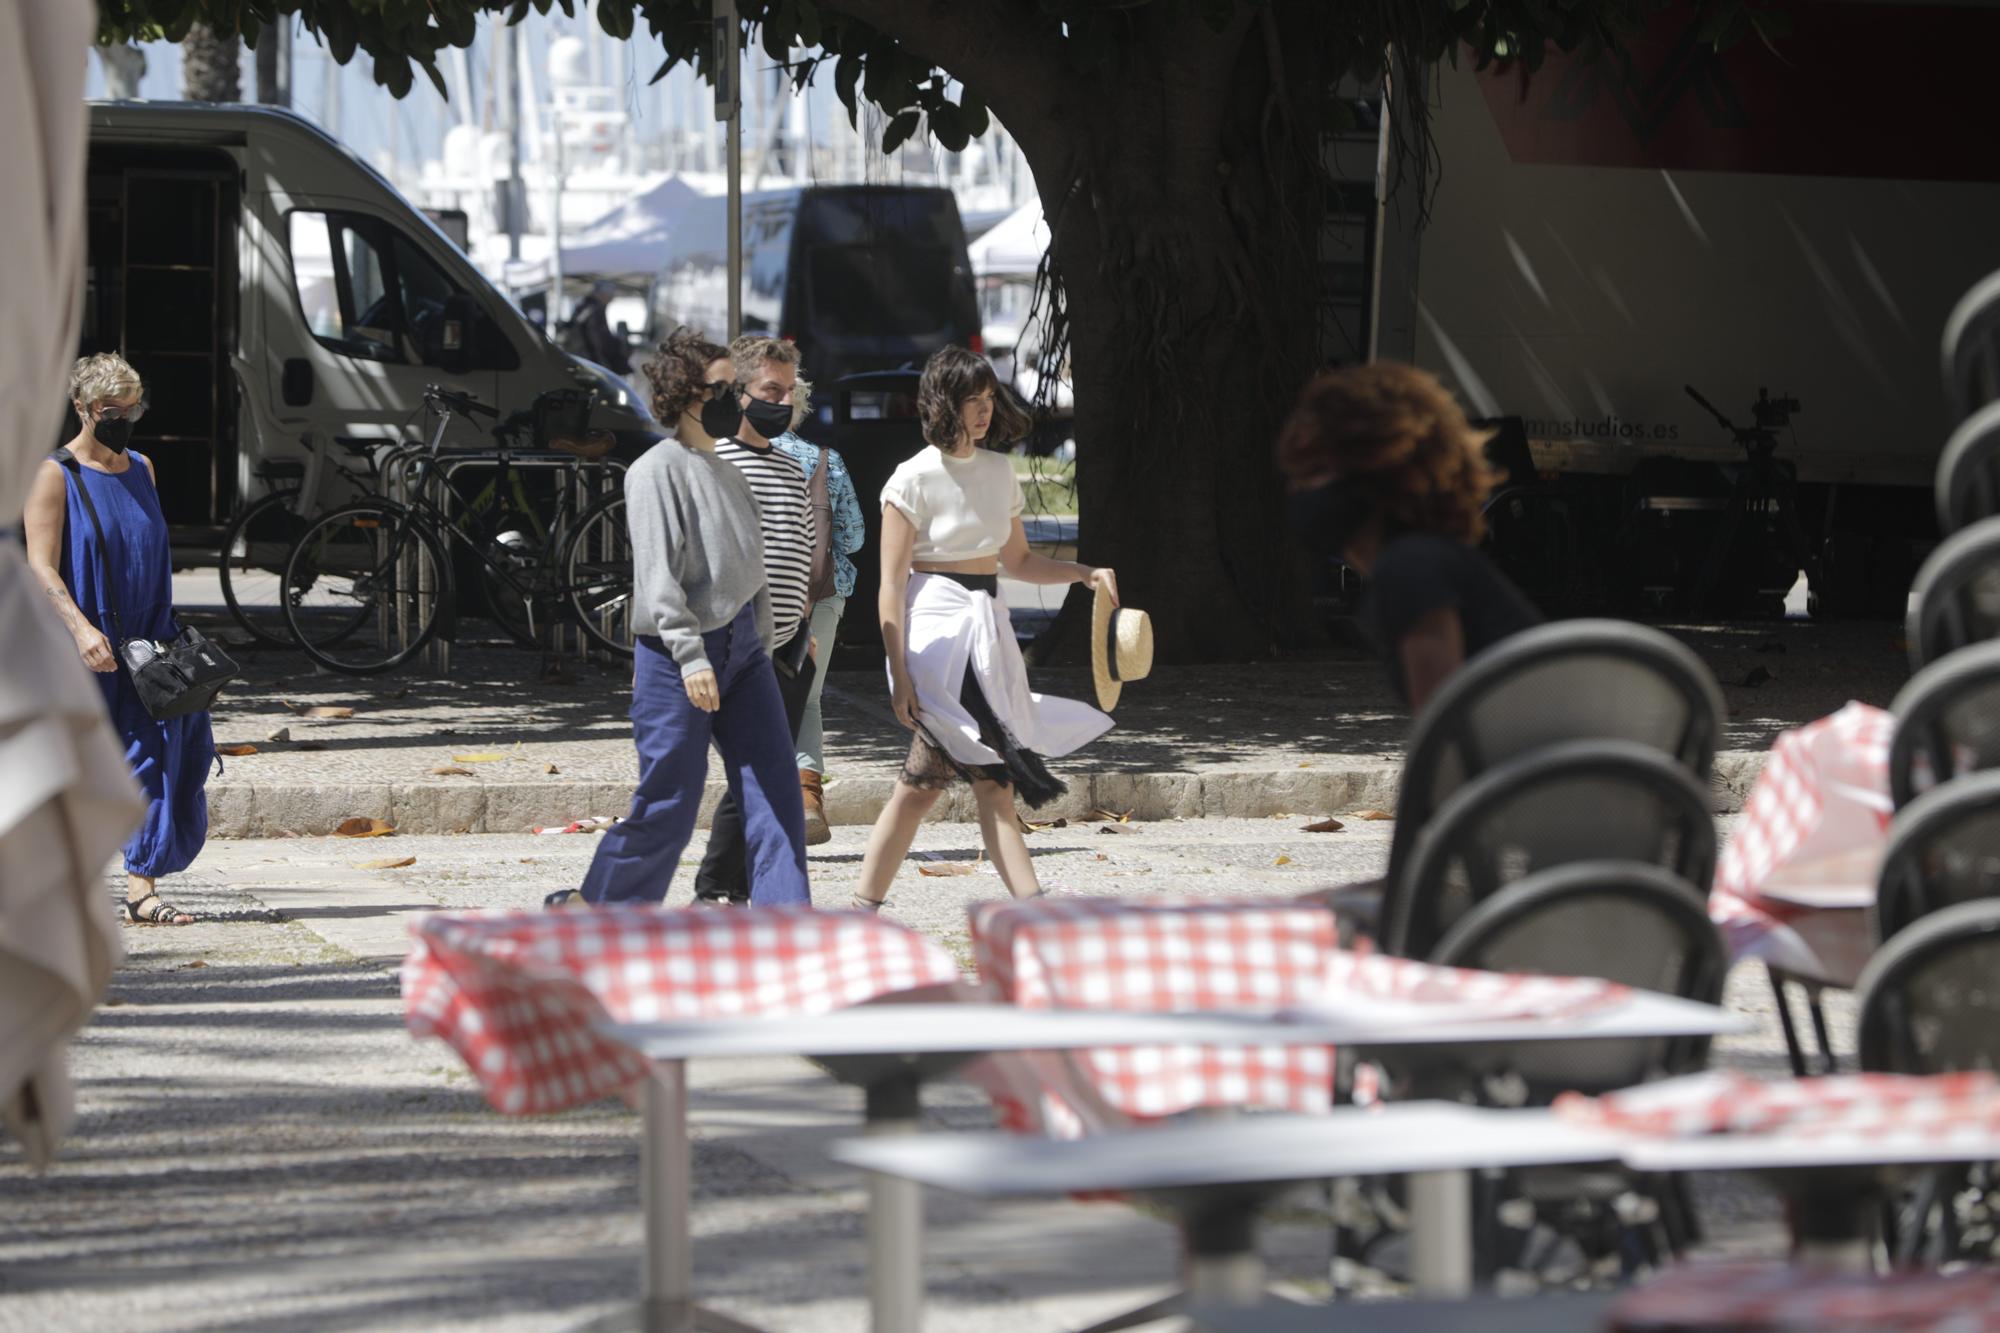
[800,769,832,846]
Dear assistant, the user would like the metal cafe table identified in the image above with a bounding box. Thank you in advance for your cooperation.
[601,989,1742,1333]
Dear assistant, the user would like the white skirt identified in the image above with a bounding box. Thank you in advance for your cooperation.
[894,572,1112,775]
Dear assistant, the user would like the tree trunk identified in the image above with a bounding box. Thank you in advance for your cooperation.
[181,22,241,103]
[1037,7,1335,662]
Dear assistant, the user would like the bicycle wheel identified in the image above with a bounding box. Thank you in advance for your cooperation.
[281,501,451,675]
[561,493,635,656]
[478,508,555,648]
[218,488,309,647]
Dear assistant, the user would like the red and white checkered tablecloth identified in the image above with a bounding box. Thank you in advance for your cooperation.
[1711,703,1894,979]
[404,906,963,1115]
[1311,948,1631,1023]
[1555,1069,2000,1142]
[1609,1261,2000,1330]
[966,897,1339,1136]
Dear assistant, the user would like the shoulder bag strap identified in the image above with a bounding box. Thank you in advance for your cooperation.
[806,443,836,600]
[50,448,127,644]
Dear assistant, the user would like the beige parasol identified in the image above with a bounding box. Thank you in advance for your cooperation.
[0,0,145,1167]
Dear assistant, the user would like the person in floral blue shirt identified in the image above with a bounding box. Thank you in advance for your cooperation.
[775,391,865,844]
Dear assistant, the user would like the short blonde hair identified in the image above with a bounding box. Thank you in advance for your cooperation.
[729,334,801,386]
[70,352,141,408]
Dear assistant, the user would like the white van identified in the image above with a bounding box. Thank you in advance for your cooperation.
[82,101,658,546]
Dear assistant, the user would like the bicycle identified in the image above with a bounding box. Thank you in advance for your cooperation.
[277,385,636,675]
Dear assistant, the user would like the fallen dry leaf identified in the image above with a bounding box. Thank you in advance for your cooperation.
[431,766,475,777]
[265,726,291,743]
[179,960,208,970]
[356,856,417,870]
[544,762,560,775]
[1275,855,1294,866]
[452,752,507,763]
[917,862,975,877]
[1087,807,1132,824]
[334,817,395,838]
[303,706,354,719]
[1303,818,1345,833]
[1355,809,1394,822]
[1093,853,1108,861]
[518,857,541,865]
[216,743,258,757]
[1097,823,1136,835]
[1298,762,1312,769]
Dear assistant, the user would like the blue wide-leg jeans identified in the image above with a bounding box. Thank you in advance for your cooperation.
[579,604,810,906]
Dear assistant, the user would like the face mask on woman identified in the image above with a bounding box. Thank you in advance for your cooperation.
[92,414,135,454]
[696,390,742,440]
[1286,476,1375,558]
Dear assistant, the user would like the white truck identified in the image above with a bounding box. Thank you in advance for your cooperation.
[81,101,658,553]
[1337,3,2000,616]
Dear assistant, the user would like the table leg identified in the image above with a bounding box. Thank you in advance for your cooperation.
[1183,1196,1264,1308]
[1408,1169,1472,1298]
[642,1060,695,1333]
[865,1071,924,1333]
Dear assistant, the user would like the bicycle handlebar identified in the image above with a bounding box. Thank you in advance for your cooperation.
[424,384,500,420]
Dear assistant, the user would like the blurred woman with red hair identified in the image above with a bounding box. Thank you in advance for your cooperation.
[1277,362,1541,712]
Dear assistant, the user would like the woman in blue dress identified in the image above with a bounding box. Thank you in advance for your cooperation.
[23,353,213,924]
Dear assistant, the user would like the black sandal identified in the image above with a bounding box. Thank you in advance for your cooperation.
[122,893,195,926]
[543,889,587,909]
[850,894,887,912]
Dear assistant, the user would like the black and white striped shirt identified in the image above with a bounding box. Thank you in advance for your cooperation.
[715,437,814,647]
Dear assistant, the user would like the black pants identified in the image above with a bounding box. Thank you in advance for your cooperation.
[694,626,816,905]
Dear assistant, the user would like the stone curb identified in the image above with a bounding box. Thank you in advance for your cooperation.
[207,751,1768,837]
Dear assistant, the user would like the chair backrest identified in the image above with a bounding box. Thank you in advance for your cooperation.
[965,896,1338,1135]
[1887,638,2000,808]
[1872,769,2000,944]
[1856,898,2000,1074]
[1427,861,1727,1102]
[1943,268,2000,424]
[1390,620,1724,877]
[1385,739,1719,958]
[1937,401,2000,536]
[1906,516,2000,672]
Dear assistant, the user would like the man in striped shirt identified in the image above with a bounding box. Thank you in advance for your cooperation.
[693,335,820,906]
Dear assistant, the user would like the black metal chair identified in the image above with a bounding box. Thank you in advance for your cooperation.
[1905,517,2000,673]
[1423,861,1727,1280]
[1936,401,2000,536]
[1388,620,1725,879]
[1872,769,2000,946]
[1887,638,2000,809]
[1944,268,2000,425]
[1384,740,1718,960]
[1856,898,2000,1265]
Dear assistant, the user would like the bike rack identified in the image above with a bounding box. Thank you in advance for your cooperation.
[381,448,628,677]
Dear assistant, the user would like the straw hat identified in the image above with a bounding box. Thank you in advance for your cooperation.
[1091,584,1154,712]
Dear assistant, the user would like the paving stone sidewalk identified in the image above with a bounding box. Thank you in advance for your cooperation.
[196,611,1913,836]
[0,819,1819,1331]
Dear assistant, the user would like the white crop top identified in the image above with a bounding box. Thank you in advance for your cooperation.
[879,446,1023,562]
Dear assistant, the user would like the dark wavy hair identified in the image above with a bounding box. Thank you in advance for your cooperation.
[1275,362,1499,545]
[642,326,731,430]
[918,345,1030,451]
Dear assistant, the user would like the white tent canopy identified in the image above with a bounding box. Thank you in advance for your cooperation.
[967,198,1048,280]
[478,175,705,293]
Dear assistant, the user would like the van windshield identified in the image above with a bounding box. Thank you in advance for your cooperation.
[808,246,956,337]
[799,191,966,339]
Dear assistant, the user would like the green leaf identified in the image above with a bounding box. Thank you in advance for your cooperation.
[597,1,636,41]
[880,108,921,156]
[762,18,790,63]
[795,0,823,49]
[421,57,449,101]
[929,101,969,153]
[834,50,863,128]
[322,4,358,64]
[958,88,990,138]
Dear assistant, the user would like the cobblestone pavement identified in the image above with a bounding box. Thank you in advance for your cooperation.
[0,816,1832,1331]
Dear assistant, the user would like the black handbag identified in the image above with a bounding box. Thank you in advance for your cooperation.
[54,449,238,720]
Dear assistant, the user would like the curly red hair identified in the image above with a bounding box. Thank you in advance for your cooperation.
[1275,362,1498,545]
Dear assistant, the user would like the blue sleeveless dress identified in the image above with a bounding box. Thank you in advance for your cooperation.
[56,454,214,877]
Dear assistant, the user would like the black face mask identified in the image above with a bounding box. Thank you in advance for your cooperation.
[740,397,793,441]
[697,393,742,441]
[92,416,135,454]
[1286,477,1374,558]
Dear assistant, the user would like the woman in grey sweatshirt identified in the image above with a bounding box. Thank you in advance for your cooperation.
[561,328,810,907]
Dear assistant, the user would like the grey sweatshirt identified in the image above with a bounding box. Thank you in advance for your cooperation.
[624,439,773,674]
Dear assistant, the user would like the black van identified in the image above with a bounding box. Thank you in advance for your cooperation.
[644,185,981,385]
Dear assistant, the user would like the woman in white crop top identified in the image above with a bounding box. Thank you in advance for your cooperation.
[852,346,1120,911]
